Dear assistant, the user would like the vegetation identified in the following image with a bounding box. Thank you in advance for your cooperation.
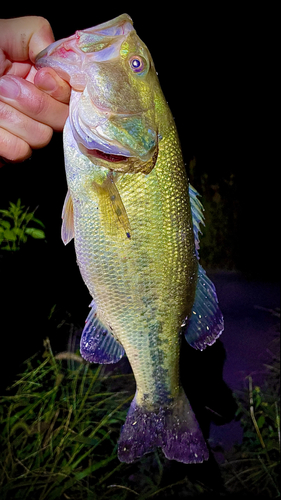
[0,339,132,500]
[0,199,45,251]
[1,331,279,499]
[222,330,280,498]
[0,196,279,498]
[0,340,215,499]
[189,157,238,270]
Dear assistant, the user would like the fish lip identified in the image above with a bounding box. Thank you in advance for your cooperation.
[35,14,134,71]
[81,13,133,34]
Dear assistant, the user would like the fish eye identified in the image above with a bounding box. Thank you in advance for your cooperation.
[129,55,145,73]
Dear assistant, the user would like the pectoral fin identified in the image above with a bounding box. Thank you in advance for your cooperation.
[61,190,74,245]
[93,172,131,239]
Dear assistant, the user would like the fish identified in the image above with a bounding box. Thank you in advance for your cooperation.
[36,14,224,464]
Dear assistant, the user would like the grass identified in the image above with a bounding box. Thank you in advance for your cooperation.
[0,339,133,500]
[0,340,213,499]
[0,339,222,499]
[221,327,280,498]
[0,326,279,499]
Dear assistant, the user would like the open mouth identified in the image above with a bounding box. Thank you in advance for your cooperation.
[78,141,130,163]
[90,149,129,163]
[78,137,158,175]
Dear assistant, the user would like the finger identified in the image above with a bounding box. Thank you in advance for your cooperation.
[0,100,53,148]
[0,127,32,162]
[0,75,68,131]
[0,48,12,75]
[34,68,71,104]
[0,17,54,63]
[0,47,32,79]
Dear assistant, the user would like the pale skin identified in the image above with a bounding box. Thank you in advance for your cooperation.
[0,16,70,167]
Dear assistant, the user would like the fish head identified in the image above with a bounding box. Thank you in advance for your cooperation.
[36,14,163,173]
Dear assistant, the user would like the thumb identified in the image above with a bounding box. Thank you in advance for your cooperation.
[0,16,54,63]
[34,67,71,104]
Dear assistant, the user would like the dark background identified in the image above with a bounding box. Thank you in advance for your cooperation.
[1,3,277,278]
[0,4,278,388]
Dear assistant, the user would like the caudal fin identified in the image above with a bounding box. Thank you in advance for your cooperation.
[118,388,209,463]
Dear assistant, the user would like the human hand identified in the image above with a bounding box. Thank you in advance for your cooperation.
[0,16,70,166]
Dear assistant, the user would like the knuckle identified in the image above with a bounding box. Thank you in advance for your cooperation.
[0,101,12,121]
[0,128,31,162]
[33,123,53,148]
[10,141,30,162]
[0,101,21,128]
[31,91,49,117]
[36,16,52,29]
[29,16,53,37]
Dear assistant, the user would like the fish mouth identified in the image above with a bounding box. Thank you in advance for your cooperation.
[83,147,129,163]
[77,140,158,174]
[73,120,146,166]
[35,15,135,90]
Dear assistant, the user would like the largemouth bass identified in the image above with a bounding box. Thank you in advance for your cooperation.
[36,14,224,464]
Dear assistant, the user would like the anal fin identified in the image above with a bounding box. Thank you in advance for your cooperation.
[80,300,125,364]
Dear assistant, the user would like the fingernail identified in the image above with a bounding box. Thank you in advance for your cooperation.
[0,77,20,99]
[37,72,57,92]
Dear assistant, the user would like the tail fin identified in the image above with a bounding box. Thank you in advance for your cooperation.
[118,388,208,463]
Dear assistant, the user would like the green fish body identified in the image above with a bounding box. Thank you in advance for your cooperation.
[36,14,223,463]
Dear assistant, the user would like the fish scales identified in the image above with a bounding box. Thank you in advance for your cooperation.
[36,13,224,464]
[66,119,195,406]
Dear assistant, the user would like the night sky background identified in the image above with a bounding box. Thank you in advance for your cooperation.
[0,4,278,386]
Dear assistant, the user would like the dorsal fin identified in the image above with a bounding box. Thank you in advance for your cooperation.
[189,184,205,259]
[185,185,224,350]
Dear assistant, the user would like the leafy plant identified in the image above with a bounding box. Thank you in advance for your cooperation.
[0,199,45,251]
